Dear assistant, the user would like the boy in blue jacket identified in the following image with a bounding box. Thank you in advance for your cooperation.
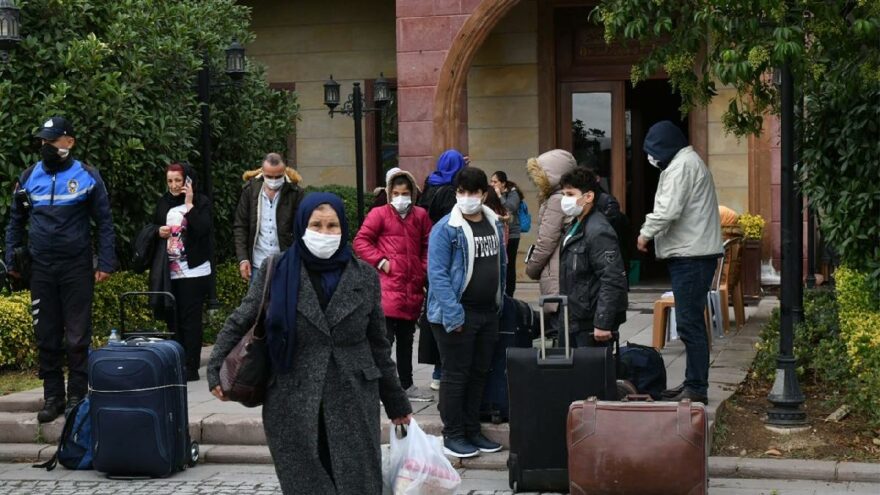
[427,166,506,458]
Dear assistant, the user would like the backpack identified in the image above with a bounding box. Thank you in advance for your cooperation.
[619,342,667,400]
[33,397,93,471]
[517,199,531,233]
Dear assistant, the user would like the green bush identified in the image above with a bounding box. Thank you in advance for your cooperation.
[835,267,880,424]
[752,267,880,425]
[204,261,248,344]
[92,271,151,342]
[304,185,375,240]
[0,0,298,267]
[752,289,844,384]
[0,291,37,369]
[0,262,247,370]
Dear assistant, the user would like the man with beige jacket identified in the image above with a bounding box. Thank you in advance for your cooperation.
[638,121,722,404]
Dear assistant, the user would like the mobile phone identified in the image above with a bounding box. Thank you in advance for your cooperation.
[185,176,192,186]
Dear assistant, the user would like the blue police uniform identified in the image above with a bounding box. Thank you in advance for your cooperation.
[5,158,116,402]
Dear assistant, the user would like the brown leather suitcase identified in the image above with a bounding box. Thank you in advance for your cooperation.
[566,397,708,495]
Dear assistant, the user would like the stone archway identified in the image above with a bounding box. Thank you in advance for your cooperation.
[431,0,523,156]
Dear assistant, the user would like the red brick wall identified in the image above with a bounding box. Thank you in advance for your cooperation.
[396,0,479,183]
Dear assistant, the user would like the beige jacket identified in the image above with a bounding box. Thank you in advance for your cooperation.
[525,150,577,311]
[640,146,723,259]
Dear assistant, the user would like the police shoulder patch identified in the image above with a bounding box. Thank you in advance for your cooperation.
[67,178,79,194]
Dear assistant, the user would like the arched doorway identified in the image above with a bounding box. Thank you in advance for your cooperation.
[432,0,522,156]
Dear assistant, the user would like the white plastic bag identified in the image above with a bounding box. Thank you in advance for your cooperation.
[383,418,461,495]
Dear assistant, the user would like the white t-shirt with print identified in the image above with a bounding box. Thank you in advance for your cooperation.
[166,204,211,280]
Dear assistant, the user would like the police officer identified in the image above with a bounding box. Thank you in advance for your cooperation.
[4,116,117,423]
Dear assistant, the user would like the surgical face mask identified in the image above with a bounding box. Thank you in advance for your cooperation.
[390,195,412,213]
[302,229,341,259]
[647,155,661,170]
[264,177,284,190]
[456,194,483,215]
[560,195,584,217]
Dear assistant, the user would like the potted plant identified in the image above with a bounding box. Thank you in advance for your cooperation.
[737,213,765,302]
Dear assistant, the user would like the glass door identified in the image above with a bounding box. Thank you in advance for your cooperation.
[558,81,627,212]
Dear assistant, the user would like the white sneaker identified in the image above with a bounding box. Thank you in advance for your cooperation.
[430,379,441,391]
[405,385,434,402]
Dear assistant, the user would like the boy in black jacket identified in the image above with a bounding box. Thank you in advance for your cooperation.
[557,167,628,347]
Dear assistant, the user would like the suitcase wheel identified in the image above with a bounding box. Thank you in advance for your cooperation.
[189,441,200,467]
[508,453,519,490]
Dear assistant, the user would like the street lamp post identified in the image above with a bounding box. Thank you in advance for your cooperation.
[196,39,247,310]
[323,74,391,227]
[766,61,807,428]
[0,0,22,63]
[198,39,246,197]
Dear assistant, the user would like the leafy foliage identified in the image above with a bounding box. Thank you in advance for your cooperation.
[737,213,766,240]
[595,0,880,293]
[753,267,880,425]
[204,261,249,344]
[0,0,298,265]
[0,291,37,369]
[0,261,247,370]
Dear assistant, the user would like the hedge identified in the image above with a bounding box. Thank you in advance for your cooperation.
[0,262,247,371]
[835,267,880,422]
[753,266,880,425]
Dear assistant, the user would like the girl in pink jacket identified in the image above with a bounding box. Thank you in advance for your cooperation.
[354,169,434,401]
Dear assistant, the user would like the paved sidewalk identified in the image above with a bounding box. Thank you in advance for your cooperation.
[1,463,879,494]
[0,283,769,468]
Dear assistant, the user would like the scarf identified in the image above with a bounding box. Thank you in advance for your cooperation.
[426,149,466,186]
[265,192,352,373]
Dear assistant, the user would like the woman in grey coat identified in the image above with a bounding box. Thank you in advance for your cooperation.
[208,192,413,495]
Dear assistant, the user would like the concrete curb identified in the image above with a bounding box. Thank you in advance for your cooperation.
[710,457,880,483]
[1,444,877,484]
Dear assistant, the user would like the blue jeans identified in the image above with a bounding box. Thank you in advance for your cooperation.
[667,257,717,396]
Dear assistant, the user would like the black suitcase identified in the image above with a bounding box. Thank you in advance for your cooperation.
[506,295,617,492]
[88,292,198,477]
[480,296,537,424]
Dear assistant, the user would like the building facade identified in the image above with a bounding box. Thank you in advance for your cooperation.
[243,0,781,280]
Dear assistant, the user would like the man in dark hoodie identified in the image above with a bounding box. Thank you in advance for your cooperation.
[638,121,722,404]
[5,116,117,422]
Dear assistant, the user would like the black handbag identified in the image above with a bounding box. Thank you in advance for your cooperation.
[131,224,158,274]
[219,254,277,407]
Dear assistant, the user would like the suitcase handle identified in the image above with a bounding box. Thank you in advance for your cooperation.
[622,394,654,402]
[119,291,177,339]
[538,296,571,360]
[538,295,568,307]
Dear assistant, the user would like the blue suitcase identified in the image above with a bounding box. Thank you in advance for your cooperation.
[88,292,198,477]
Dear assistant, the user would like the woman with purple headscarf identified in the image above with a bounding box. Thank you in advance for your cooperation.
[419,149,468,223]
[416,149,468,389]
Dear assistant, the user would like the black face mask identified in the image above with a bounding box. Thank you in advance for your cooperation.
[40,143,69,169]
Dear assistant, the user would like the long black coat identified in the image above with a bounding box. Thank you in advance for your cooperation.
[208,258,412,494]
